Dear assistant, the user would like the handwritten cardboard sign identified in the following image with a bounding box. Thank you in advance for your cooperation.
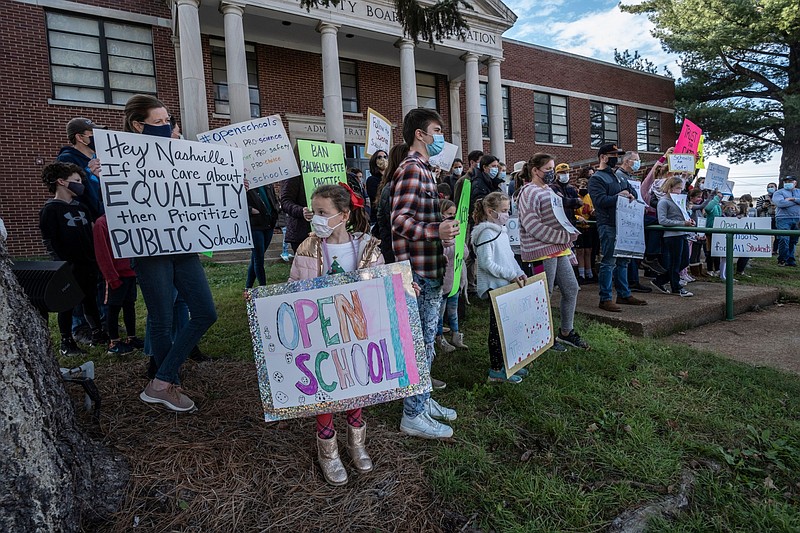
[297,140,347,206]
[489,273,554,378]
[614,196,645,259]
[245,262,429,421]
[449,178,471,297]
[365,108,391,157]
[668,154,695,173]
[670,193,691,221]
[94,130,251,259]
[197,115,299,189]
[429,141,459,172]
[628,180,642,200]
[550,190,578,233]
[703,162,730,191]
[674,118,702,156]
[711,217,771,258]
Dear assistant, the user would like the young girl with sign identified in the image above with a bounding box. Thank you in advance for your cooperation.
[652,177,696,297]
[436,200,468,353]
[288,183,383,486]
[471,191,528,383]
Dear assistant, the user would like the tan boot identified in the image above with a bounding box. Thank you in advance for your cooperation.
[451,331,469,349]
[435,335,455,353]
[317,433,348,486]
[346,423,374,473]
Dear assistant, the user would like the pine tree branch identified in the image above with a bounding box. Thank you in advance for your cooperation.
[718,51,784,100]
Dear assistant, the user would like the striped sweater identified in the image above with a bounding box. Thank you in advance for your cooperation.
[516,182,575,262]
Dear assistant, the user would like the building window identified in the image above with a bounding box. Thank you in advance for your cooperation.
[416,72,438,111]
[479,83,512,139]
[340,60,358,113]
[590,102,618,148]
[210,39,260,118]
[637,110,661,152]
[46,11,156,105]
[534,93,569,144]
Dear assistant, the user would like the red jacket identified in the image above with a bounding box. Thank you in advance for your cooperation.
[92,215,135,289]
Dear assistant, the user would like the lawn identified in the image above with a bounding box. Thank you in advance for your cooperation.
[54,260,800,532]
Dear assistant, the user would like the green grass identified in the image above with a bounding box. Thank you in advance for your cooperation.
[736,257,800,300]
[52,260,800,531]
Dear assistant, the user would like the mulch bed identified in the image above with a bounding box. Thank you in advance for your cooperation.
[75,359,454,532]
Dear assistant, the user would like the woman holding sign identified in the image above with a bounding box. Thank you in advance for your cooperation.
[122,95,218,413]
[288,183,383,486]
[517,153,589,351]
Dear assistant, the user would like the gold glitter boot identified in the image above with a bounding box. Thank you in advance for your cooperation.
[346,423,374,473]
[317,433,348,486]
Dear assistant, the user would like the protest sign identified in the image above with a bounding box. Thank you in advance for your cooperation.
[245,262,429,421]
[489,273,554,378]
[197,115,299,188]
[449,179,471,297]
[703,162,730,191]
[297,140,347,206]
[628,180,642,200]
[723,179,735,197]
[94,130,251,259]
[674,118,702,155]
[550,190,577,233]
[507,215,520,247]
[668,154,695,173]
[696,135,705,169]
[696,215,707,239]
[711,217,771,258]
[365,108,391,157]
[670,193,691,221]
[429,141,459,172]
[614,196,646,259]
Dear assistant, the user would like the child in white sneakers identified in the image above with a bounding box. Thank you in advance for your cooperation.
[471,191,527,383]
[436,200,469,354]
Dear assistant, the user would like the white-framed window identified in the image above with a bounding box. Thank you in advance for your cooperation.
[210,39,261,118]
[479,83,512,139]
[416,72,438,111]
[340,60,358,113]
[534,92,569,144]
[46,11,156,105]
[637,109,661,152]
[590,101,618,148]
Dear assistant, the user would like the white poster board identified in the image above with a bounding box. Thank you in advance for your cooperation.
[628,180,642,200]
[670,193,691,221]
[489,273,554,378]
[507,215,520,247]
[668,154,695,173]
[614,196,646,259]
[94,130,251,258]
[197,115,299,188]
[428,141,459,172]
[550,190,578,233]
[711,217,772,257]
[365,108,391,157]
[703,162,730,191]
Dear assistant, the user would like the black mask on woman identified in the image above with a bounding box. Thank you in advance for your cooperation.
[542,170,555,184]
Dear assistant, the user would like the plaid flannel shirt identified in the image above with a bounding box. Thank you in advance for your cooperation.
[390,151,444,280]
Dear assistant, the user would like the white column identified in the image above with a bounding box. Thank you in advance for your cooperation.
[221,2,251,124]
[317,22,345,146]
[449,80,462,151]
[172,35,186,129]
[462,53,482,153]
[397,39,417,117]
[175,0,209,140]
[486,57,505,163]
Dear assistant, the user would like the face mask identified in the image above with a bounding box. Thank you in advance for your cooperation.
[767,187,776,194]
[724,210,737,217]
[606,157,618,168]
[631,160,641,172]
[491,210,509,226]
[142,123,173,138]
[500,171,507,180]
[452,167,463,176]
[425,133,445,157]
[558,174,570,184]
[579,188,588,196]
[376,159,387,170]
[542,170,555,184]
[488,167,499,178]
[311,213,343,239]
[784,183,795,190]
[67,181,85,196]
[82,135,96,152]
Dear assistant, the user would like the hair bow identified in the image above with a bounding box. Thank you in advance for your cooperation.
[339,182,365,209]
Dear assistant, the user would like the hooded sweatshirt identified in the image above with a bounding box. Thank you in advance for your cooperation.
[56,145,104,220]
[470,221,523,299]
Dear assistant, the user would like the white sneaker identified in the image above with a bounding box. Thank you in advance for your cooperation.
[400,411,453,439]
[426,398,457,421]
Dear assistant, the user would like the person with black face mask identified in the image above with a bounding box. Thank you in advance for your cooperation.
[588,144,647,312]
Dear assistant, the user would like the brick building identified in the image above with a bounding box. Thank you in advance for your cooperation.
[0,0,675,256]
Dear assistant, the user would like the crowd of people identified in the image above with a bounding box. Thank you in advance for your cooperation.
[35,98,797,486]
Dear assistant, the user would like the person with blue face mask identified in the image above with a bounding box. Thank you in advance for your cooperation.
[772,176,800,266]
[469,154,504,217]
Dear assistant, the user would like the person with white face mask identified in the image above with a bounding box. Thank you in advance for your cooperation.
[549,162,583,228]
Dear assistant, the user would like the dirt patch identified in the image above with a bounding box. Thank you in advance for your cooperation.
[665,302,800,375]
[76,360,451,532]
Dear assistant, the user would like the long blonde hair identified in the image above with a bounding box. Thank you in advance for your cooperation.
[473,191,509,224]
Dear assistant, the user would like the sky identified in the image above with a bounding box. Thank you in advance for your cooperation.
[500,0,782,197]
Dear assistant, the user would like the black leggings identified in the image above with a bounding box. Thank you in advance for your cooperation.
[488,306,503,371]
[107,300,136,339]
[58,263,101,338]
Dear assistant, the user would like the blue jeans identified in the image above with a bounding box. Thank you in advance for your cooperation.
[134,254,217,384]
[598,224,631,302]
[247,228,274,288]
[403,273,442,417]
[437,293,459,335]
[143,291,189,356]
[776,217,799,265]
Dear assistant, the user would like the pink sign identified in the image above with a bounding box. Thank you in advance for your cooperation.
[674,119,703,156]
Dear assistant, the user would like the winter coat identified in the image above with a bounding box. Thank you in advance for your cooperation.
[470,169,504,215]
[280,175,311,245]
[588,167,637,227]
[247,187,279,232]
[373,185,395,263]
[470,221,524,299]
[56,145,103,221]
[288,233,384,281]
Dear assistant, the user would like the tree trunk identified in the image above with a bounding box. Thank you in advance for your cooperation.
[780,43,800,180]
[0,238,128,531]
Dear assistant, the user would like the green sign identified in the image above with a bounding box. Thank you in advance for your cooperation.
[297,139,347,206]
[449,179,471,297]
